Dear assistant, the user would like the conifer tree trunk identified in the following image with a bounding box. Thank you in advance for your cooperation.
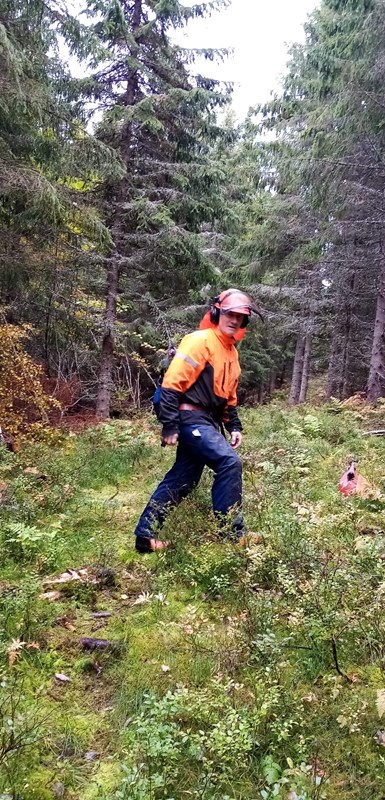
[367,268,385,403]
[95,257,119,420]
[327,266,357,401]
[44,291,54,377]
[299,333,312,403]
[341,305,353,401]
[277,361,287,388]
[95,0,141,420]
[326,325,343,399]
[289,335,305,406]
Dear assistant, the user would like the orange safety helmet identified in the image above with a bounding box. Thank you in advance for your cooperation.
[200,289,262,341]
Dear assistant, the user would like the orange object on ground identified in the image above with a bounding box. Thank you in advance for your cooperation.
[338,461,372,497]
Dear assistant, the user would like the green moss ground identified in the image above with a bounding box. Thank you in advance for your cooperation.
[1,403,385,798]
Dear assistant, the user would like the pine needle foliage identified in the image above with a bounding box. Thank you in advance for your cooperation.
[81,0,233,417]
[246,0,385,403]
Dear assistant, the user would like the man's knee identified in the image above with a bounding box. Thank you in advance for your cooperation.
[220,449,242,476]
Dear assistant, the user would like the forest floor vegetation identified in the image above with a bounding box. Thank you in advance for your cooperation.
[1,400,385,798]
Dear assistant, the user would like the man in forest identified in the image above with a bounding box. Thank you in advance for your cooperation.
[134,289,261,553]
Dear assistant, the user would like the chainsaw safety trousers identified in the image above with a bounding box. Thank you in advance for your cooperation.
[134,418,244,552]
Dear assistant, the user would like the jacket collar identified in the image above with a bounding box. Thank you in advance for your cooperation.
[212,327,236,348]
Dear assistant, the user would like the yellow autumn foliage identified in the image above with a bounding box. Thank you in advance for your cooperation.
[0,323,59,436]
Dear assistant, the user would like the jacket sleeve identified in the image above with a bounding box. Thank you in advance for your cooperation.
[223,405,243,433]
[158,332,209,436]
[223,357,242,434]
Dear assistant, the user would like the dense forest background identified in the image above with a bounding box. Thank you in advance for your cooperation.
[5,4,385,798]
[2,0,385,434]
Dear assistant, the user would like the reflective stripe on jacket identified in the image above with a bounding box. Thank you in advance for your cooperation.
[159,327,242,436]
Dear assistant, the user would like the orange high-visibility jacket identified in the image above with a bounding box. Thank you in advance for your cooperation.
[159,327,242,436]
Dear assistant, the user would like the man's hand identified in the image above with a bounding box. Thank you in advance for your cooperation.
[230,431,243,449]
[161,433,179,447]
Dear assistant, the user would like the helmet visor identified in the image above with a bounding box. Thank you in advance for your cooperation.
[217,289,263,321]
[220,303,252,315]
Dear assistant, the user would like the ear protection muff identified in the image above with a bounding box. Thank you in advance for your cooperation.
[209,291,250,328]
[209,295,221,325]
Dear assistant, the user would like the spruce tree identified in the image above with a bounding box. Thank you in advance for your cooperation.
[78,0,231,418]
[0,0,120,377]
[217,110,326,404]
[254,0,385,401]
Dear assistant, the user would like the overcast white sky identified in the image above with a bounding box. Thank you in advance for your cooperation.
[177,0,319,117]
[65,0,320,121]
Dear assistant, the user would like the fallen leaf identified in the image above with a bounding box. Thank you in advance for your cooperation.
[7,638,26,667]
[154,592,167,603]
[120,594,128,600]
[377,689,385,719]
[354,536,368,552]
[55,673,71,683]
[39,590,61,602]
[55,615,76,631]
[302,692,318,704]
[43,567,97,587]
[297,505,309,516]
[161,664,170,673]
[181,624,194,635]
[132,592,152,605]
[23,467,47,479]
[244,532,264,546]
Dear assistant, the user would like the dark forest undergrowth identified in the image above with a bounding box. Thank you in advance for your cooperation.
[1,402,385,798]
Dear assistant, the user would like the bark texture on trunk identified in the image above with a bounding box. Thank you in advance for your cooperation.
[367,270,385,403]
[269,370,276,397]
[95,0,142,420]
[299,333,312,404]
[289,336,305,406]
[95,258,119,420]
[326,325,342,399]
[326,267,357,400]
[341,306,353,400]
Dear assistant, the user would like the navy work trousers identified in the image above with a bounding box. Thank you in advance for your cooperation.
[134,421,244,550]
